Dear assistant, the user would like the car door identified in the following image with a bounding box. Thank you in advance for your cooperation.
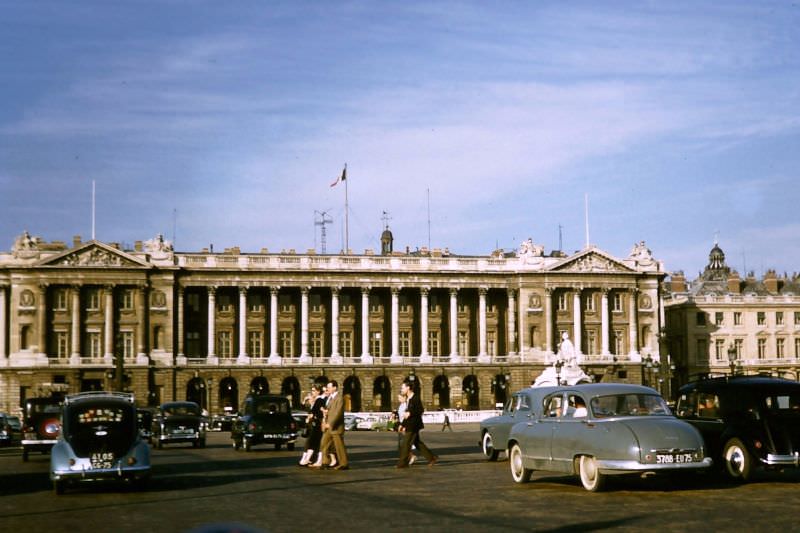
[550,392,592,473]
[525,392,565,470]
[498,392,535,445]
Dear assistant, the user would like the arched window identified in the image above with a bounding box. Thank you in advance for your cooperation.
[373,376,391,411]
[343,376,361,412]
[186,377,206,409]
[281,376,301,408]
[20,325,31,350]
[250,376,269,395]
[491,374,509,407]
[463,375,480,410]
[219,377,238,413]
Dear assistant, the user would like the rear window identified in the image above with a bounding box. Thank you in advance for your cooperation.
[252,399,290,414]
[67,404,136,456]
[163,404,200,416]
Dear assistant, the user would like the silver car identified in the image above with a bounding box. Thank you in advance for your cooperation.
[480,387,556,460]
[50,391,151,494]
[507,383,712,491]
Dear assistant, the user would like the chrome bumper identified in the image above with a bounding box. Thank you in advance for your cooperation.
[596,457,713,472]
[764,452,800,466]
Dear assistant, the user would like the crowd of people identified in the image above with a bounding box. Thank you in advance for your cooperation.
[296,378,439,471]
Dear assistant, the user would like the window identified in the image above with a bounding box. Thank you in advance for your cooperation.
[87,289,100,310]
[218,331,232,357]
[121,331,134,358]
[734,338,743,358]
[121,289,134,310]
[584,330,596,355]
[757,312,766,326]
[54,289,68,311]
[612,293,623,312]
[584,294,595,312]
[88,332,102,358]
[715,312,724,326]
[186,331,200,357]
[613,330,624,355]
[310,331,323,357]
[776,312,784,326]
[428,331,440,356]
[458,331,468,356]
[153,326,162,350]
[796,338,800,358]
[696,339,708,363]
[758,338,767,359]
[279,295,292,312]
[715,339,725,361]
[795,312,800,326]
[248,293,264,313]
[399,330,411,357]
[696,312,707,326]
[56,331,69,358]
[280,331,293,357]
[187,293,201,313]
[777,338,785,358]
[340,294,353,312]
[218,293,232,312]
[429,294,440,312]
[339,331,352,358]
[399,294,410,313]
[248,331,263,357]
[370,331,382,356]
[369,296,381,313]
[558,293,568,311]
[734,312,742,326]
[457,298,467,313]
[487,331,496,356]
[310,294,322,313]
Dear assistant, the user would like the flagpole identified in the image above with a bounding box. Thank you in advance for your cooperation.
[92,180,96,240]
[344,164,349,254]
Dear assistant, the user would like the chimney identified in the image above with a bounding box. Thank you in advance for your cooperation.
[669,271,687,293]
[134,240,143,252]
[764,270,779,293]
[72,235,82,248]
[727,270,741,294]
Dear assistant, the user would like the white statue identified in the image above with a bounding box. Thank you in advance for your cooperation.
[629,240,653,263]
[531,332,591,388]
[518,238,544,263]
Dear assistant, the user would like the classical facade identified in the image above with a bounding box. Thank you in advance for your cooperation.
[664,242,800,384]
[0,231,667,415]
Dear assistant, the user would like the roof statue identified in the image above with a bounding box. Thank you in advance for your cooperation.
[518,237,544,265]
[532,332,592,387]
[628,240,654,265]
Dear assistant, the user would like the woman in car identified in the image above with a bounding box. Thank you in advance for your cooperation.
[299,385,325,466]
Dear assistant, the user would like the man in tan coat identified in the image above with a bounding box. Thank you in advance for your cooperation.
[310,380,349,470]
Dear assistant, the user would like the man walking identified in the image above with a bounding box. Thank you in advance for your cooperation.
[310,380,349,470]
[397,378,438,468]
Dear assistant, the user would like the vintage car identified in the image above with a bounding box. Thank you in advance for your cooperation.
[136,408,153,443]
[507,383,712,491]
[21,396,64,461]
[211,412,238,432]
[0,413,19,447]
[151,401,206,448]
[50,391,151,494]
[480,387,556,460]
[675,376,800,482]
[231,394,298,451]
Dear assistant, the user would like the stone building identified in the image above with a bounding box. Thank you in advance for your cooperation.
[0,230,667,415]
[663,242,800,385]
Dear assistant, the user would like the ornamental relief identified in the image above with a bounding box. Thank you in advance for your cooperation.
[150,290,167,308]
[58,248,126,267]
[639,294,652,309]
[528,292,542,309]
[554,253,630,274]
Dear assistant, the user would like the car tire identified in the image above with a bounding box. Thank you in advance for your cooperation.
[722,438,752,482]
[579,455,606,492]
[53,480,64,495]
[287,442,295,451]
[509,443,532,483]
[482,431,499,461]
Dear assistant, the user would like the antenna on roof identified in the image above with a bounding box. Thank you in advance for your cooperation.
[314,210,333,254]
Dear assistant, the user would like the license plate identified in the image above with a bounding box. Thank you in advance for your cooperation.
[91,452,114,469]
[173,428,194,435]
[264,434,286,439]
[656,453,693,464]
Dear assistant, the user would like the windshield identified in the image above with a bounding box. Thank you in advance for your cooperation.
[590,394,671,418]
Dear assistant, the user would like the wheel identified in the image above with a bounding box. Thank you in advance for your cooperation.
[722,438,752,482]
[509,443,532,483]
[244,439,252,452]
[53,480,65,495]
[579,455,606,492]
[482,431,499,461]
[274,443,282,451]
[287,442,295,451]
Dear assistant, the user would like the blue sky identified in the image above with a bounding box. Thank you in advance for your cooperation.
[2,1,799,278]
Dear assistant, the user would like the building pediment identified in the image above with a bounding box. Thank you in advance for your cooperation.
[547,248,635,274]
[36,241,151,268]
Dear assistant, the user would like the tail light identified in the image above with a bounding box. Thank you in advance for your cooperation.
[127,456,137,466]
[247,422,257,432]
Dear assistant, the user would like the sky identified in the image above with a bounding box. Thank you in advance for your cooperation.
[1,1,799,278]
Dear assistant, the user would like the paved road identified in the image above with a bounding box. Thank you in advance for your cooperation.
[0,426,798,532]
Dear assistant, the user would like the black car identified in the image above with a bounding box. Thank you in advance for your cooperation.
[136,409,154,443]
[21,396,64,461]
[151,401,206,449]
[231,395,298,451]
[676,376,800,481]
[210,412,237,432]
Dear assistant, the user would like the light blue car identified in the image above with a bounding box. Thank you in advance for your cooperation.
[50,391,151,495]
[479,387,556,461]
[506,383,712,491]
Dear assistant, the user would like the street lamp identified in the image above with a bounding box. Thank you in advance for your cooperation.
[206,377,214,416]
[643,355,654,387]
[727,345,738,376]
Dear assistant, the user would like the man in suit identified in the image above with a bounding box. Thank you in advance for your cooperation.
[310,380,349,470]
[397,378,438,468]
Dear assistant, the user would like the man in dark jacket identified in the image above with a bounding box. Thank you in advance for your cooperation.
[396,379,438,468]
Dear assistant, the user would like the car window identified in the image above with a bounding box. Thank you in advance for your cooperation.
[255,400,289,414]
[518,395,531,412]
[544,394,564,418]
[505,396,517,415]
[566,394,588,418]
[591,394,670,418]
[164,405,200,416]
[764,393,800,414]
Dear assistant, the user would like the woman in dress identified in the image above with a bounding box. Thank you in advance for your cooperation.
[299,384,325,465]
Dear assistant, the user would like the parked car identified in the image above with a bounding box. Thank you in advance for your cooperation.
[21,396,64,461]
[291,411,308,435]
[0,413,19,447]
[136,408,153,443]
[7,415,22,433]
[50,391,151,494]
[343,414,360,431]
[480,387,556,461]
[507,383,712,491]
[675,376,800,482]
[151,401,206,449]
[231,394,298,451]
[211,413,238,432]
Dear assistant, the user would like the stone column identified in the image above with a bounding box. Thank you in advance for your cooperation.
[544,288,554,355]
[360,287,372,363]
[237,286,250,364]
[629,288,639,359]
[299,287,310,363]
[478,287,489,362]
[71,285,81,361]
[507,289,516,356]
[103,285,114,362]
[420,288,431,363]
[390,287,401,363]
[268,287,280,364]
[207,286,217,362]
[449,288,461,363]
[136,285,147,362]
[601,289,610,355]
[572,289,582,354]
[330,287,342,363]
[0,286,6,360]
[38,284,48,356]
[176,287,185,359]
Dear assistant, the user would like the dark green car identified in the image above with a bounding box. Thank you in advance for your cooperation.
[231,395,298,452]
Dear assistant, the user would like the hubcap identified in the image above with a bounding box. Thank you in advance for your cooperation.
[727,447,744,473]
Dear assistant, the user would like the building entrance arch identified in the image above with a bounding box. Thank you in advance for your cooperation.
[186,377,206,410]
[219,377,238,413]
[250,376,269,395]
[433,375,450,409]
[343,376,362,412]
[373,376,391,411]
[281,376,301,408]
[463,374,480,410]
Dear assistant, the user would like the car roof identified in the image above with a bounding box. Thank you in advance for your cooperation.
[65,391,135,406]
[522,383,658,397]
[678,375,800,393]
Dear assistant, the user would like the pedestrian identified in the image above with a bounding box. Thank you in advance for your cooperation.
[298,384,325,466]
[396,379,438,469]
[310,380,349,470]
[396,392,416,464]
[441,413,452,431]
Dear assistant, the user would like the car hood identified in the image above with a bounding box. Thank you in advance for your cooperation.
[618,417,704,451]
